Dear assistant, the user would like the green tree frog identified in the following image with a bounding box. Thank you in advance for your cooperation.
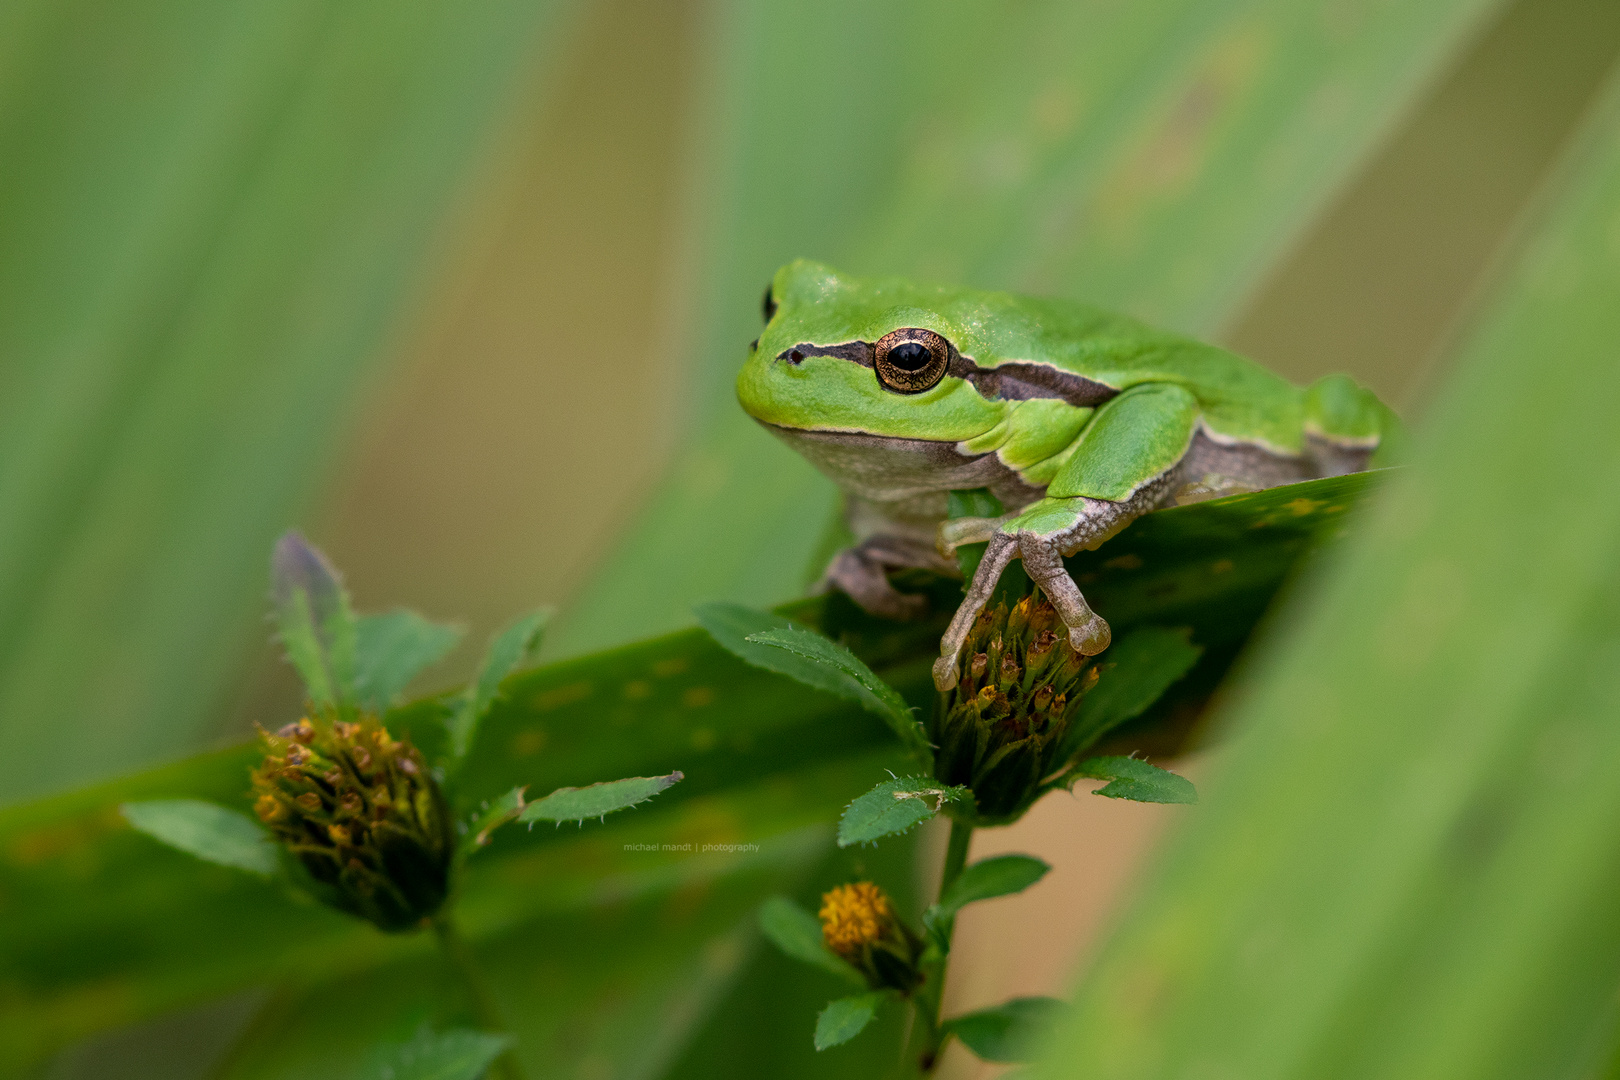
[737,260,1397,691]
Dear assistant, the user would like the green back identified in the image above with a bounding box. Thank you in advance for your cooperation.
[749,260,1305,450]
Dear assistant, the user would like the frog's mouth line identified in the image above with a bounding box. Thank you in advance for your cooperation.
[774,340,1118,409]
[754,419,1047,511]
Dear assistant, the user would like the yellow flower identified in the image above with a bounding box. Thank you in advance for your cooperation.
[820,882,893,956]
[817,881,924,994]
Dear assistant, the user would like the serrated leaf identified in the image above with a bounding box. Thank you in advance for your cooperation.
[837,776,971,848]
[814,992,884,1051]
[937,855,1050,918]
[271,531,359,708]
[745,627,929,757]
[945,996,1064,1063]
[121,800,279,877]
[757,896,865,986]
[518,772,683,825]
[1075,757,1197,805]
[459,786,528,857]
[695,603,852,701]
[354,611,464,713]
[447,609,551,763]
[1058,627,1203,766]
[369,1025,512,1080]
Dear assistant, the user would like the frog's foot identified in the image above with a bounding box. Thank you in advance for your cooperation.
[931,483,1173,690]
[821,536,948,621]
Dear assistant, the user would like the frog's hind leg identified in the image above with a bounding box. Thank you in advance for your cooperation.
[933,383,1199,691]
[822,535,950,620]
[931,479,1175,690]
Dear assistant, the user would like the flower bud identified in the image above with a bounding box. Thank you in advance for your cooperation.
[251,714,453,931]
[929,594,1100,821]
[819,881,924,994]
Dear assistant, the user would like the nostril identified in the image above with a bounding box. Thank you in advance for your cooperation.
[749,338,759,350]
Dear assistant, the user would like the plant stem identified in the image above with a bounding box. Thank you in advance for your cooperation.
[915,818,974,1074]
[431,913,527,1080]
[940,817,973,898]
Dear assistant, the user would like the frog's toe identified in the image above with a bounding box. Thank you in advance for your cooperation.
[1018,533,1112,656]
[1068,613,1111,655]
[825,547,929,621]
[932,655,959,692]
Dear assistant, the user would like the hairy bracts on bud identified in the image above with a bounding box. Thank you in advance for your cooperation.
[252,715,452,931]
[930,593,1100,821]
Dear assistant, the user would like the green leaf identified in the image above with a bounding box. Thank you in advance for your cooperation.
[459,785,528,857]
[695,603,854,702]
[1075,757,1198,805]
[447,609,551,762]
[271,531,359,708]
[369,1026,511,1080]
[936,855,1051,918]
[745,626,930,757]
[0,0,584,803]
[757,896,865,986]
[354,610,464,714]
[1059,627,1203,765]
[120,800,279,877]
[945,997,1065,1063]
[1049,63,1620,1080]
[517,772,683,825]
[0,472,1382,1070]
[814,993,884,1051]
[838,776,971,848]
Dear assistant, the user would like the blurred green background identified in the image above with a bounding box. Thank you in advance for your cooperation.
[6,0,1618,805]
[6,0,1620,1075]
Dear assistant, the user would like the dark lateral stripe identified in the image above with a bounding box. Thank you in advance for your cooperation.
[966,361,1118,406]
[777,340,1119,408]
[778,341,874,366]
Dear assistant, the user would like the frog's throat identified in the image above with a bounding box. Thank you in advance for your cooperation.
[757,421,1044,523]
[777,340,1119,409]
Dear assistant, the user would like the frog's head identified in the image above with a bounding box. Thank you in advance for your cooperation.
[735,260,1010,444]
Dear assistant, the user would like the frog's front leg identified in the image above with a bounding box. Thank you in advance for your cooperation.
[932,383,1199,690]
[823,534,951,620]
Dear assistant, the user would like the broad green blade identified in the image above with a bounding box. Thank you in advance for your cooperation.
[0,0,579,803]
[555,0,1500,657]
[0,473,1375,1070]
[213,847,818,1080]
[1043,64,1620,1080]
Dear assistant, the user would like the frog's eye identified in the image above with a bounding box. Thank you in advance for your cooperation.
[762,285,778,325]
[874,328,950,394]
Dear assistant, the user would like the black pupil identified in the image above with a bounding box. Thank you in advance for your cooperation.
[762,286,778,324]
[887,341,933,371]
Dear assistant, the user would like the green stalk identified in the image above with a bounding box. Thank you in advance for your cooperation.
[431,913,526,1080]
[915,818,974,1074]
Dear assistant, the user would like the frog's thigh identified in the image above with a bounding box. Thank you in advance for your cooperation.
[1046,382,1200,502]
